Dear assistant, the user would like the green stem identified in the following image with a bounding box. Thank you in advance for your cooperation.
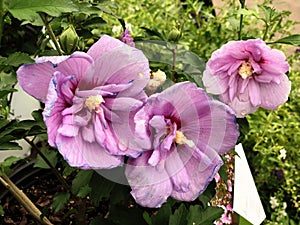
[262,23,269,41]
[0,0,5,47]
[171,45,177,82]
[39,13,63,55]
[238,0,246,40]
[24,137,70,191]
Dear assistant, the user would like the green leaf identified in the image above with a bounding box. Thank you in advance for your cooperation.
[76,184,91,198]
[0,119,9,130]
[217,164,228,185]
[141,27,167,41]
[17,120,40,130]
[0,72,17,90]
[271,34,300,46]
[198,180,216,207]
[33,147,57,169]
[235,8,258,17]
[31,110,43,122]
[0,89,17,98]
[51,192,70,214]
[73,2,102,16]
[237,117,249,143]
[71,170,93,195]
[0,118,45,144]
[151,203,172,225]
[143,212,152,225]
[109,204,148,225]
[178,51,205,87]
[238,215,253,225]
[0,142,22,150]
[89,216,117,225]
[4,52,34,67]
[89,172,115,206]
[0,156,21,168]
[7,0,78,22]
[109,184,130,205]
[0,120,18,137]
[261,6,274,23]
[169,204,188,225]
[187,205,223,225]
[0,205,4,216]
[62,162,76,177]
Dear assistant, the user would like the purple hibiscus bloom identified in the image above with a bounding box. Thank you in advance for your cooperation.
[17,35,150,169]
[125,82,239,208]
[203,39,291,117]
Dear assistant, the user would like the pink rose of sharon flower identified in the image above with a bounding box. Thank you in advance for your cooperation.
[203,39,291,117]
[125,82,239,208]
[17,35,150,169]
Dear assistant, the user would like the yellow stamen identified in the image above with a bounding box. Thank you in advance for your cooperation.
[174,131,195,147]
[238,61,253,79]
[85,95,104,112]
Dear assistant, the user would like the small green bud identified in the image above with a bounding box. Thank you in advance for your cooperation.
[167,28,181,42]
[59,25,79,54]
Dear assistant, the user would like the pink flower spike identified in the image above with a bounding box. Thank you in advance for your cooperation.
[120,28,135,47]
[203,39,291,117]
[17,35,150,169]
[125,82,239,208]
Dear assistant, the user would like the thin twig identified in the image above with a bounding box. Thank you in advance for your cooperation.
[171,45,177,82]
[39,12,63,56]
[238,0,246,40]
[24,137,70,191]
[0,176,9,188]
[1,173,53,225]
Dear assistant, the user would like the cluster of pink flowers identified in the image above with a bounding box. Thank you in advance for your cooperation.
[212,153,235,224]
[17,31,290,208]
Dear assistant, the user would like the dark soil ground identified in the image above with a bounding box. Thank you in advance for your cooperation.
[0,161,106,225]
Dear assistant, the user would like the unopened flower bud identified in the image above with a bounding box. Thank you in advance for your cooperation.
[167,28,181,42]
[59,25,79,54]
[120,29,135,47]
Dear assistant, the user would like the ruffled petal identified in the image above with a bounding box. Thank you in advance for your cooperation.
[125,151,172,208]
[134,107,151,149]
[55,133,123,169]
[82,123,95,143]
[149,115,167,131]
[17,61,58,102]
[248,79,261,106]
[165,149,190,192]
[162,82,239,154]
[79,43,149,98]
[259,74,291,110]
[261,48,289,75]
[43,77,64,147]
[17,52,93,102]
[87,35,124,61]
[57,114,79,137]
[202,68,226,95]
[222,94,257,118]
[171,145,223,201]
[104,97,143,112]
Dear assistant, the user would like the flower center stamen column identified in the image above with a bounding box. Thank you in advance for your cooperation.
[238,61,253,79]
[85,95,105,113]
